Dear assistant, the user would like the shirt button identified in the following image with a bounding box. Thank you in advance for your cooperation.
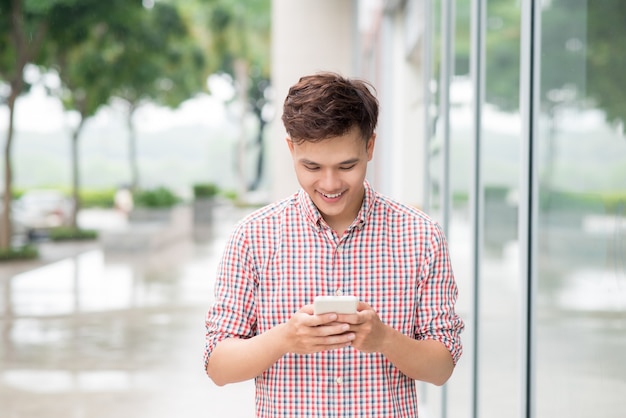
[335,289,343,296]
[336,376,343,385]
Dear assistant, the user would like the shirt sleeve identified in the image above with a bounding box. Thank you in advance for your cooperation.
[204,225,258,370]
[415,222,465,365]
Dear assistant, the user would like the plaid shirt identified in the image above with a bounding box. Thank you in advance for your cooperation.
[205,181,464,417]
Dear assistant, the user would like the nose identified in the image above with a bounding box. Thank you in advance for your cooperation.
[319,168,342,191]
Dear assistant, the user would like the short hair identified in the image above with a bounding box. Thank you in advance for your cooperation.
[281,72,379,144]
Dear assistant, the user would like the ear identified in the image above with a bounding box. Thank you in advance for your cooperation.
[366,133,376,161]
[286,137,295,154]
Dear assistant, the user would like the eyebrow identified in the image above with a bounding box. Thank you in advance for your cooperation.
[299,158,360,166]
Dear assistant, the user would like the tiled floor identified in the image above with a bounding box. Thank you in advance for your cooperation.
[0,205,255,418]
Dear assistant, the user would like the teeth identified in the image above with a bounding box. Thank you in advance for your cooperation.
[323,192,342,198]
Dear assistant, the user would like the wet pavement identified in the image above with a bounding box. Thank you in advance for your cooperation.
[3,205,624,418]
[0,205,255,418]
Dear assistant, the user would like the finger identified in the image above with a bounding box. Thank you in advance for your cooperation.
[316,323,351,337]
[335,312,366,324]
[357,301,374,311]
[316,331,355,348]
[300,304,315,315]
[312,313,339,326]
[295,307,338,326]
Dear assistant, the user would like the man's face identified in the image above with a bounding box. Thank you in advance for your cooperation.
[287,126,375,232]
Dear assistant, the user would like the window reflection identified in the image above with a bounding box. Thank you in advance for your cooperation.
[535,1,626,416]
[421,0,626,416]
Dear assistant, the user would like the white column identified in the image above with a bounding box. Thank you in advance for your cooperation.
[269,0,356,201]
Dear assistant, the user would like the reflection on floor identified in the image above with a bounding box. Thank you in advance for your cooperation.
[0,205,255,418]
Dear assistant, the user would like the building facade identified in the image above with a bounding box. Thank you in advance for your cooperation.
[270,1,626,417]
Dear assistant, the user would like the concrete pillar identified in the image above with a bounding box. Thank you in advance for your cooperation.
[269,0,356,201]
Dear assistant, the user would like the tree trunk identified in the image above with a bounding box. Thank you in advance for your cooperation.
[127,104,140,192]
[1,91,18,249]
[70,116,86,229]
[249,112,266,191]
[234,59,249,199]
[1,0,50,249]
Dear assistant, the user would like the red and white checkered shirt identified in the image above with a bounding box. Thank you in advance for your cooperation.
[205,181,464,417]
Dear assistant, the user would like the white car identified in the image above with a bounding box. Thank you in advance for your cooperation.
[12,190,74,237]
[0,194,27,244]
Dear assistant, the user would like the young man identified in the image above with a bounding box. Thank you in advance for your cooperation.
[204,72,464,417]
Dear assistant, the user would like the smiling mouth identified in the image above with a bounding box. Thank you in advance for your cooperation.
[320,191,344,199]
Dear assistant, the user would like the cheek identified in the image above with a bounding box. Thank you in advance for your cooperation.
[294,168,316,185]
[346,167,367,183]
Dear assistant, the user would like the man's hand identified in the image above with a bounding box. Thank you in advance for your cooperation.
[207,304,355,386]
[284,304,355,354]
[335,301,390,353]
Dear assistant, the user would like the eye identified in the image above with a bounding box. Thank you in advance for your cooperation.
[304,164,320,171]
[339,164,356,171]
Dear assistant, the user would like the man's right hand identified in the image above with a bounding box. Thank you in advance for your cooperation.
[282,304,355,354]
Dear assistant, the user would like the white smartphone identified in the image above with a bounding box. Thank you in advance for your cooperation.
[313,295,358,315]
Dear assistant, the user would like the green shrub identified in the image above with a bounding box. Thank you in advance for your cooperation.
[193,183,219,199]
[0,245,39,261]
[13,188,116,208]
[134,187,181,208]
[48,227,98,241]
[598,193,626,215]
[222,189,238,202]
[80,189,116,208]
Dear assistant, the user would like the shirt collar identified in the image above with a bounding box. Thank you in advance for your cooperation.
[296,180,376,232]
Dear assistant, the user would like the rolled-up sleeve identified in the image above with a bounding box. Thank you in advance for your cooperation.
[204,227,258,370]
[416,222,464,365]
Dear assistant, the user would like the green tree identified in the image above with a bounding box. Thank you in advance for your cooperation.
[1,0,204,246]
[480,0,623,124]
[46,1,205,231]
[0,0,112,249]
[109,2,206,191]
[0,0,47,248]
[198,0,271,194]
[586,0,626,125]
[42,2,145,227]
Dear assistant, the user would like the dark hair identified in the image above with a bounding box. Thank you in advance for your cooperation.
[281,72,379,144]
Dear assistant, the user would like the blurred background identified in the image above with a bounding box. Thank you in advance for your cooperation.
[1,1,625,417]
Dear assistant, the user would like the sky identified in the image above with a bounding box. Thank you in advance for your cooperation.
[0,69,245,192]
[0,65,238,135]
[0,73,233,135]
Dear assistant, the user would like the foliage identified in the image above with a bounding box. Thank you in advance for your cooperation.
[221,189,238,202]
[474,0,626,125]
[0,0,66,249]
[133,186,181,208]
[193,183,220,199]
[202,0,270,77]
[194,0,271,191]
[586,0,626,125]
[80,189,116,208]
[484,0,522,110]
[0,244,38,261]
[43,1,148,227]
[104,1,207,191]
[110,2,206,108]
[539,189,626,215]
[48,227,98,241]
[13,187,114,207]
[0,0,140,248]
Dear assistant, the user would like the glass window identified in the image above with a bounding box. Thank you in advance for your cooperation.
[445,0,475,416]
[427,0,443,222]
[421,0,446,414]
[535,1,626,416]
[477,0,524,416]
